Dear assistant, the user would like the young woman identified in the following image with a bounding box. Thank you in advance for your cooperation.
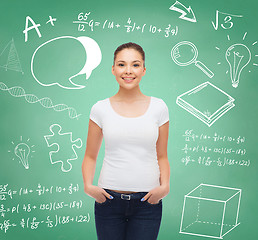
[82,42,170,240]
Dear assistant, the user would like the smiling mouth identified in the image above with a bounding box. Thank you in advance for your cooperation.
[122,77,135,82]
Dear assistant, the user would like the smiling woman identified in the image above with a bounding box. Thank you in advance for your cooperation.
[82,42,170,240]
[112,43,146,89]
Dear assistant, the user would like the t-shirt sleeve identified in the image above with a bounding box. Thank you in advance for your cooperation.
[89,102,102,129]
[158,100,169,127]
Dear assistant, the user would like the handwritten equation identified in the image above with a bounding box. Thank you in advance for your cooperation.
[0,183,79,201]
[73,12,179,38]
[0,214,90,233]
[182,130,245,143]
[182,144,246,155]
[0,183,90,234]
[0,200,83,218]
[181,130,250,167]
[181,155,250,167]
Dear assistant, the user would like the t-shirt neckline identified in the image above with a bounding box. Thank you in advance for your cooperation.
[107,96,153,119]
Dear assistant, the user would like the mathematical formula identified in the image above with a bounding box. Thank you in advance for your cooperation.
[181,155,250,167]
[183,130,245,143]
[0,183,79,201]
[0,214,90,233]
[181,130,250,167]
[0,200,83,218]
[73,12,179,38]
[182,144,246,155]
[0,183,90,234]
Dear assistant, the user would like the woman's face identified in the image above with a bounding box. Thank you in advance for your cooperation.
[112,48,146,90]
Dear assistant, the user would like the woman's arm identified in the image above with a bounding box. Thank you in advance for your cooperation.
[82,120,113,203]
[157,121,170,191]
[142,121,170,204]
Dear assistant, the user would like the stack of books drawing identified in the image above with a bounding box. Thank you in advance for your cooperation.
[176,82,235,127]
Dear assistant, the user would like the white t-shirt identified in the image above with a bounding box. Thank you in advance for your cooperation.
[89,96,169,192]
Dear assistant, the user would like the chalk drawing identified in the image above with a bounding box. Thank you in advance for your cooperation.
[0,39,24,74]
[176,82,235,127]
[169,1,197,23]
[171,41,214,78]
[46,16,57,26]
[0,82,81,119]
[31,36,102,89]
[74,12,179,38]
[180,183,241,239]
[216,32,257,87]
[44,124,82,172]
[8,136,35,169]
[212,10,243,31]
[14,143,30,169]
[225,44,251,88]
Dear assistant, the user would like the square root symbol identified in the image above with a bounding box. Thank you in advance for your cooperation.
[180,184,241,239]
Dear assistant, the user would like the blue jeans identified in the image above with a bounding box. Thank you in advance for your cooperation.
[94,189,162,240]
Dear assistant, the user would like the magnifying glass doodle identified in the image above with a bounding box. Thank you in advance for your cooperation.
[171,41,214,78]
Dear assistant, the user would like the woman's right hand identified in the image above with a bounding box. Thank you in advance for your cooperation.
[84,185,113,203]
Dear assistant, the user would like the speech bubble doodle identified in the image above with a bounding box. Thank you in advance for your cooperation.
[31,36,102,90]
[76,36,102,80]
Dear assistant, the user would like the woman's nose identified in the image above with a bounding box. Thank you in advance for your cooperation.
[125,65,132,74]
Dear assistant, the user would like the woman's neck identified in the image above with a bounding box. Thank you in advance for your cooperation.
[113,86,147,102]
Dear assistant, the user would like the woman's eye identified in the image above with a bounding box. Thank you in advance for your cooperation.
[118,63,124,67]
[133,64,140,67]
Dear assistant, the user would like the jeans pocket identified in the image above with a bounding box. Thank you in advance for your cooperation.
[95,198,109,206]
[146,199,162,206]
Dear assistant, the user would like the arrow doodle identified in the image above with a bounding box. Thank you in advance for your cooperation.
[169,1,197,23]
[0,82,81,119]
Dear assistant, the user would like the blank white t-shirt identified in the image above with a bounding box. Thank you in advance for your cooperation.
[89,96,169,192]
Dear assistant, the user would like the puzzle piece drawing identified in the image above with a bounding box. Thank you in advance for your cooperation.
[44,124,82,172]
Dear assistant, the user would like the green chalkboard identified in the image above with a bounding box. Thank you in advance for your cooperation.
[1,0,257,239]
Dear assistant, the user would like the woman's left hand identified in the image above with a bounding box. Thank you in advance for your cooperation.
[142,185,169,204]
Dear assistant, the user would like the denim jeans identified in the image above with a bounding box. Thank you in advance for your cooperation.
[94,189,162,240]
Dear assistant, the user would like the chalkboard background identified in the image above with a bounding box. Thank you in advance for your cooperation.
[1,0,257,239]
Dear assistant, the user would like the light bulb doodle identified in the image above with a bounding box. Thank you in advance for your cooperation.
[216,32,258,87]
[8,136,35,169]
[171,41,214,78]
[14,143,30,169]
[225,44,251,88]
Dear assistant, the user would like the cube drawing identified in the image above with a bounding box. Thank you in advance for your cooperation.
[180,184,241,239]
